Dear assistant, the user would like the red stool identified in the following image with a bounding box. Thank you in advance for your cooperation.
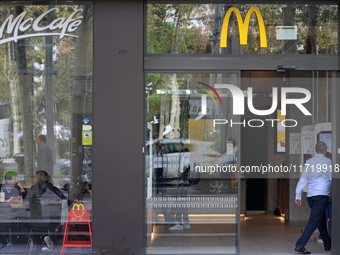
[61,204,92,255]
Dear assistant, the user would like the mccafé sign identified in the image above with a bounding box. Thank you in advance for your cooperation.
[0,7,83,45]
[220,7,267,48]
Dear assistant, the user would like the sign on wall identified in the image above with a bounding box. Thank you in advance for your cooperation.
[220,7,267,48]
[0,7,83,45]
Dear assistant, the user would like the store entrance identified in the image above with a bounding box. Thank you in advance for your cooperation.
[239,70,333,254]
[239,70,287,215]
[241,125,266,211]
[144,69,333,255]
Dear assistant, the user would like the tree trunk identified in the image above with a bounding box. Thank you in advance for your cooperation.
[282,6,296,54]
[45,5,57,168]
[168,73,180,138]
[4,42,20,155]
[9,79,20,154]
[15,5,34,186]
[222,5,240,54]
[212,5,221,54]
[306,6,318,54]
[158,75,170,139]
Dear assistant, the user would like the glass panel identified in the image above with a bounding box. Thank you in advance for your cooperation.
[147,4,338,55]
[0,2,93,253]
[145,70,334,254]
[145,73,241,254]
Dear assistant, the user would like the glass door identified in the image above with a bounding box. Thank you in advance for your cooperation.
[145,72,241,254]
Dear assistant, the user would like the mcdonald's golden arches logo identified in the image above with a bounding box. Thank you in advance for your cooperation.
[72,203,85,218]
[220,7,267,48]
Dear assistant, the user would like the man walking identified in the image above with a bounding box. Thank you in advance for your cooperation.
[295,141,332,254]
[36,134,53,177]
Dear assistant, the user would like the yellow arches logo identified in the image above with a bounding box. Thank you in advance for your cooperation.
[220,7,267,48]
[72,203,85,218]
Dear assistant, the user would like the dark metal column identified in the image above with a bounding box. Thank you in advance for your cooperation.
[331,71,340,255]
[332,4,340,254]
[93,0,144,254]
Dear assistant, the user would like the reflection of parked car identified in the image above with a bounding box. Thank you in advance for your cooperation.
[194,146,238,194]
[146,139,220,187]
[82,166,92,188]
[146,139,191,185]
[59,159,92,190]
[13,153,39,177]
[1,157,19,183]
[60,159,71,175]
[13,153,40,173]
[13,153,25,172]
[146,138,239,194]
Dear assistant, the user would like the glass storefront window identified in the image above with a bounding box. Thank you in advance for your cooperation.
[0,2,93,254]
[145,70,333,254]
[147,4,338,55]
[145,73,241,254]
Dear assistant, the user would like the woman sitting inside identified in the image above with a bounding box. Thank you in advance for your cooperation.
[1,171,27,202]
[27,170,68,252]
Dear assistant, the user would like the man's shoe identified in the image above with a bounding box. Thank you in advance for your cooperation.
[315,236,323,244]
[44,236,54,250]
[42,247,51,252]
[28,238,34,251]
[169,224,184,231]
[295,245,311,254]
[325,244,331,251]
[5,239,11,248]
[183,223,191,230]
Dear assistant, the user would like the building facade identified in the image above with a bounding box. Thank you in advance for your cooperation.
[0,0,338,254]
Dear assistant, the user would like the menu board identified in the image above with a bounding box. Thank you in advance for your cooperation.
[290,133,301,154]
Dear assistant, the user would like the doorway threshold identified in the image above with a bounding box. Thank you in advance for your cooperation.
[245,210,265,214]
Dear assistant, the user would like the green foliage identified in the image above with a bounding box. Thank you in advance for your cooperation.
[28,6,77,131]
[57,139,71,158]
[146,73,201,138]
[147,3,338,55]
[147,4,211,54]
[0,4,84,144]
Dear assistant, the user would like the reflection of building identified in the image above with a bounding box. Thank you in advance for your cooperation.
[41,124,71,140]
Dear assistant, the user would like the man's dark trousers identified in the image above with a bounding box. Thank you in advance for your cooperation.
[296,195,331,249]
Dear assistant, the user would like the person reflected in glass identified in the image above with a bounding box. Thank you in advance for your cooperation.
[179,142,188,152]
[169,142,190,231]
[1,171,27,202]
[168,187,190,231]
[154,140,167,194]
[27,170,67,252]
[36,135,53,178]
